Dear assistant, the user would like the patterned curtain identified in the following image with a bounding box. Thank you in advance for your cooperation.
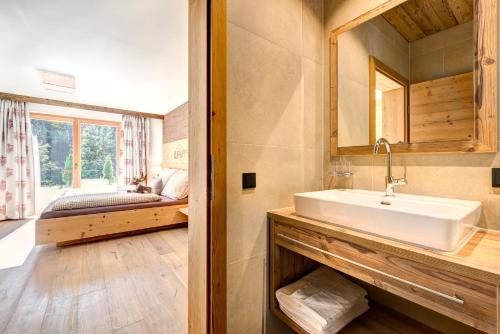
[119,115,149,185]
[0,99,35,220]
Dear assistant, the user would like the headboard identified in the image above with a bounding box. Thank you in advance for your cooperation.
[163,138,188,170]
[162,102,188,170]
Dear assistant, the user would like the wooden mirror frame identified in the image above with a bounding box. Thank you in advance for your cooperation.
[329,0,497,156]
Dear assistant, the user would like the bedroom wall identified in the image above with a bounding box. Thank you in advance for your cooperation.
[163,102,188,170]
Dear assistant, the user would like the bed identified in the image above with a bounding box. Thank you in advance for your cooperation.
[36,192,188,246]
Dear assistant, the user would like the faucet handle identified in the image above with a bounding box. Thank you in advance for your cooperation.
[394,177,407,186]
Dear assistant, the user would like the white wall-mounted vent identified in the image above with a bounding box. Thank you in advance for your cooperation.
[38,70,75,94]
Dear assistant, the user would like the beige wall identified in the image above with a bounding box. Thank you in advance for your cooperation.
[410,22,473,83]
[338,16,409,147]
[226,0,324,332]
[325,1,500,232]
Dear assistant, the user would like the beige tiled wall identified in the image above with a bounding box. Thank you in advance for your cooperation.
[227,0,324,332]
[325,0,500,230]
[409,22,473,83]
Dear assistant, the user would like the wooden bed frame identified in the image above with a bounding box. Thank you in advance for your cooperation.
[36,203,188,246]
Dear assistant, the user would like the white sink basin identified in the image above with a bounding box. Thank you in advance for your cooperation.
[294,189,481,252]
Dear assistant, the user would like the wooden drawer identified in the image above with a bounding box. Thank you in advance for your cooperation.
[273,222,498,333]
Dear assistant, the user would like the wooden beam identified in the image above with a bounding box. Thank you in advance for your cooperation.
[0,92,164,120]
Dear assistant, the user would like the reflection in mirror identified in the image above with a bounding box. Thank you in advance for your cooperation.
[336,0,473,148]
[369,56,408,145]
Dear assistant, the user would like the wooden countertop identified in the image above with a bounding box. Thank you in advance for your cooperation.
[269,207,500,285]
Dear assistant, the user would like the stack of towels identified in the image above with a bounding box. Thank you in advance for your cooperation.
[276,266,369,334]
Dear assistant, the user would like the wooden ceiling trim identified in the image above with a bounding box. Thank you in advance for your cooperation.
[413,0,449,31]
[383,6,426,41]
[401,1,439,35]
[447,0,473,24]
[428,0,459,27]
[382,0,473,42]
[0,92,165,119]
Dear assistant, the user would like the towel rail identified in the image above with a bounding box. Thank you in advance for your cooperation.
[276,233,465,305]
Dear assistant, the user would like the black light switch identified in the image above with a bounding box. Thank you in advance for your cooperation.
[242,173,256,189]
[492,168,500,187]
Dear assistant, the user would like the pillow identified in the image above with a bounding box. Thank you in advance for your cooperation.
[160,168,178,185]
[147,176,163,195]
[161,170,188,199]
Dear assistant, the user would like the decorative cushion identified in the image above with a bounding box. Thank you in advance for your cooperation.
[148,176,163,194]
[160,168,178,186]
[161,170,188,199]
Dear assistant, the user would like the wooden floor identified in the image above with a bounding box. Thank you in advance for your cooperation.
[0,219,32,240]
[0,227,188,334]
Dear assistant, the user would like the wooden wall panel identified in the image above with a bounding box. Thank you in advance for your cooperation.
[163,102,189,170]
[410,72,473,143]
[164,102,189,144]
[382,88,406,143]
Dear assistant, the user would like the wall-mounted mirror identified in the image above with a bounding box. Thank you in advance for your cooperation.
[330,0,496,155]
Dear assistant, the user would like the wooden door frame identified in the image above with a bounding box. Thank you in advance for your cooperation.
[188,0,226,333]
[368,56,409,145]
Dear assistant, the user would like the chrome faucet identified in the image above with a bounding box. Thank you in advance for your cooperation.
[373,138,406,196]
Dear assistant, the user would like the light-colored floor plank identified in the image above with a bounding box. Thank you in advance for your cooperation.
[0,219,32,240]
[99,239,145,330]
[0,227,188,334]
[112,320,149,334]
[40,244,83,334]
[77,289,112,334]
[117,234,187,334]
[0,245,44,332]
[79,242,105,296]
[159,228,187,264]
[161,251,187,288]
[2,246,60,334]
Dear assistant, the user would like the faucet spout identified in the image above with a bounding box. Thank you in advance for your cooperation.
[373,138,406,196]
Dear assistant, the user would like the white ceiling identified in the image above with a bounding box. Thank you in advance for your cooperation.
[0,0,188,115]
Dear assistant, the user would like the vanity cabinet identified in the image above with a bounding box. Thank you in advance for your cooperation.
[269,208,500,334]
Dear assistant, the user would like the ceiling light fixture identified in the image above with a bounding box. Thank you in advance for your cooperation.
[38,69,75,94]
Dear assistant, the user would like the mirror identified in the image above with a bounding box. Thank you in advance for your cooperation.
[330,0,496,155]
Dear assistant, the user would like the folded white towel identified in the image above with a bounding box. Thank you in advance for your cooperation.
[276,266,369,334]
[280,298,369,334]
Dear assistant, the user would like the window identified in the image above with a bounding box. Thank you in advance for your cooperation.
[31,113,120,211]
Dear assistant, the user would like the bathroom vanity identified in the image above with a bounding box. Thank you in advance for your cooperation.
[269,0,500,331]
[269,207,500,333]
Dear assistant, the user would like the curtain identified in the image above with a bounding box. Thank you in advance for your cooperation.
[119,115,149,185]
[0,99,35,220]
